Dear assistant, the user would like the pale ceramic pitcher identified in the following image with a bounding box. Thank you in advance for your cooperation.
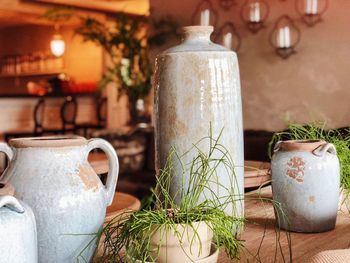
[0,193,37,263]
[0,136,119,263]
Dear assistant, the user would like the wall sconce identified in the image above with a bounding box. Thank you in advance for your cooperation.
[295,0,329,26]
[269,15,301,59]
[191,0,218,27]
[240,0,269,33]
[50,25,65,57]
[218,0,237,10]
[214,22,241,52]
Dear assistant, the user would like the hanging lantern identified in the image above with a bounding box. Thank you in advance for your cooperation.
[50,34,65,57]
[191,0,218,27]
[269,15,301,59]
[50,24,65,57]
[295,0,329,26]
[240,0,269,34]
[218,0,237,10]
[214,22,241,51]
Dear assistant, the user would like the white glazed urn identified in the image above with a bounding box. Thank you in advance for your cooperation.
[0,136,119,262]
[0,193,37,263]
[154,26,244,217]
[271,140,340,232]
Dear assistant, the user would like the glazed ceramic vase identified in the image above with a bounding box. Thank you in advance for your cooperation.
[0,136,119,262]
[154,26,244,217]
[0,193,37,263]
[271,140,340,232]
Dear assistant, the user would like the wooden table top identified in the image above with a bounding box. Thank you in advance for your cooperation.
[218,186,350,262]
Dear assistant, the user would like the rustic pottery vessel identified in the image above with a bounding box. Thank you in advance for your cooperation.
[148,221,213,263]
[0,136,119,263]
[0,193,37,263]
[154,26,244,217]
[271,140,340,232]
[126,245,219,263]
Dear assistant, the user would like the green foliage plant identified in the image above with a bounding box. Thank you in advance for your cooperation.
[42,8,152,104]
[268,122,350,192]
[96,129,245,262]
[75,14,152,103]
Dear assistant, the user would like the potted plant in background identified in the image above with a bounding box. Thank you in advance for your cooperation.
[269,122,350,212]
[75,14,152,124]
[86,131,245,263]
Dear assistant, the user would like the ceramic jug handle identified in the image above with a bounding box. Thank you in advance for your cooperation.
[273,141,283,153]
[313,143,337,157]
[0,195,24,214]
[0,142,13,179]
[87,138,119,206]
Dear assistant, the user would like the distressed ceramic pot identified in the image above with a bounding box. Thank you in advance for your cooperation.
[0,136,119,263]
[154,26,244,217]
[148,221,213,263]
[0,194,37,263]
[271,140,340,232]
[126,245,219,263]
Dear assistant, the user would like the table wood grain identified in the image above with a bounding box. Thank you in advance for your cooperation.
[218,186,350,262]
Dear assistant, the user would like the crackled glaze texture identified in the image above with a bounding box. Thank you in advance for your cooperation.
[154,26,244,217]
[272,140,340,232]
[0,195,37,263]
[0,137,119,263]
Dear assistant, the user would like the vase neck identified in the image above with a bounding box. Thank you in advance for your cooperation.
[181,26,213,44]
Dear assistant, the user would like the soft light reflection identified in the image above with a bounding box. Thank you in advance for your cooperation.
[58,194,82,209]
[50,34,65,57]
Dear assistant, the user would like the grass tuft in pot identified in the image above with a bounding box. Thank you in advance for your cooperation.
[98,131,244,262]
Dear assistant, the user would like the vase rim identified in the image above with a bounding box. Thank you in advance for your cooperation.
[181,26,214,33]
[279,139,326,152]
[9,135,87,148]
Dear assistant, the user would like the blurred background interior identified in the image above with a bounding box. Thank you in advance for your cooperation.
[0,0,349,200]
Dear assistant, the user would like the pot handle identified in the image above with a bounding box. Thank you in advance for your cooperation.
[273,141,283,153]
[0,195,24,214]
[313,143,337,157]
[87,138,119,206]
[0,142,13,180]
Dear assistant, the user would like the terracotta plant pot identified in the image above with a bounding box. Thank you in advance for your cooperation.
[126,244,219,263]
[147,221,213,263]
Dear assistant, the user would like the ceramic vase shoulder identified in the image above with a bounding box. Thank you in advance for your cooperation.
[0,136,119,262]
[0,193,37,263]
[154,26,244,217]
[271,140,340,232]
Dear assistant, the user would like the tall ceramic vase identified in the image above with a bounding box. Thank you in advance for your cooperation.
[154,26,244,217]
[271,140,340,232]
[0,136,119,263]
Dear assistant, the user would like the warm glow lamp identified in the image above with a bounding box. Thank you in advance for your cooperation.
[50,33,65,57]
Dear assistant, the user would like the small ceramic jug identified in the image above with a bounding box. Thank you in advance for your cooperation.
[0,136,119,263]
[0,193,37,263]
[271,140,340,232]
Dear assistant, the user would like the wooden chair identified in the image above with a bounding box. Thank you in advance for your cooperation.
[60,96,77,134]
[76,97,107,138]
[4,98,46,141]
[33,98,45,136]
